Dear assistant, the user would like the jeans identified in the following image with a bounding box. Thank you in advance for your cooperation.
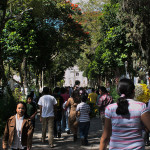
[54,119,61,137]
[42,117,54,145]
[61,111,70,131]
[79,121,90,140]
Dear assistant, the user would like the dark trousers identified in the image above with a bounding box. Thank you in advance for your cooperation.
[79,121,90,140]
[54,119,61,137]
[11,148,27,150]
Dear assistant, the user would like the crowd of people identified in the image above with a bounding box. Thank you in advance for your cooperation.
[2,78,150,150]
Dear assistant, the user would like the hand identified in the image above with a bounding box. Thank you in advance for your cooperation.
[40,116,42,122]
[27,146,31,150]
[30,115,34,120]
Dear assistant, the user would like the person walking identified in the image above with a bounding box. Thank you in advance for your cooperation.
[76,93,90,146]
[100,78,150,150]
[88,88,98,117]
[65,89,81,141]
[60,87,70,133]
[26,94,37,130]
[2,101,33,150]
[53,87,63,138]
[38,87,57,148]
[97,86,113,131]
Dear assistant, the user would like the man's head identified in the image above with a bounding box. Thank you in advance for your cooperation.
[43,87,49,94]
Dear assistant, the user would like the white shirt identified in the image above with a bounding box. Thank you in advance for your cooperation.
[38,95,57,117]
[11,114,25,149]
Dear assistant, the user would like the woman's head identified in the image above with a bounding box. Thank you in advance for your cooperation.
[116,78,135,115]
[16,101,27,117]
[117,78,135,98]
[72,89,81,104]
[99,86,107,95]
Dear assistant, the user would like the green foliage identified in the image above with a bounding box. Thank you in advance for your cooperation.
[85,1,134,80]
[0,88,16,135]
[109,85,119,102]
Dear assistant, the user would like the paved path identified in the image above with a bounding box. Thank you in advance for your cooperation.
[1,115,150,150]
[32,115,102,150]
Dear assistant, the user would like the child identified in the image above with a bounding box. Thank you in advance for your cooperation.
[76,93,90,146]
[26,95,37,129]
[2,101,33,150]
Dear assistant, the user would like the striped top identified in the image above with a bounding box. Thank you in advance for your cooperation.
[76,102,90,122]
[105,99,149,150]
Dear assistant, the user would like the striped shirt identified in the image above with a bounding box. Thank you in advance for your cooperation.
[76,102,90,122]
[105,99,149,150]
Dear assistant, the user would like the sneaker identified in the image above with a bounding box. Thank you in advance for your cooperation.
[50,144,54,148]
[67,130,70,134]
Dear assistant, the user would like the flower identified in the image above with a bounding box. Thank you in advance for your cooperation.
[75,4,78,8]
[71,3,74,7]
[135,84,150,103]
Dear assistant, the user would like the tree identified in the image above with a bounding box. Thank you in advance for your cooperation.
[119,0,150,67]
[84,1,134,84]
[1,0,90,91]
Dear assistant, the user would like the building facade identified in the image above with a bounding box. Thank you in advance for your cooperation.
[63,65,88,87]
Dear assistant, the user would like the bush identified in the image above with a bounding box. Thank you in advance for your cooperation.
[0,87,16,135]
[109,86,119,103]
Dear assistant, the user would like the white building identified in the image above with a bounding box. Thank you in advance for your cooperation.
[63,65,88,87]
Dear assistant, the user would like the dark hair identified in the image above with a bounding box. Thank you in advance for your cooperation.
[53,87,60,94]
[92,88,95,92]
[100,86,107,93]
[81,93,88,102]
[71,89,81,104]
[43,87,49,94]
[16,101,27,116]
[116,78,135,115]
[27,95,33,101]
[60,87,66,94]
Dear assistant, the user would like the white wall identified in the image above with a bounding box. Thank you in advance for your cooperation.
[63,65,88,87]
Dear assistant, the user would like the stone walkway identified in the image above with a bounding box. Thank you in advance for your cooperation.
[1,115,150,150]
[32,115,102,150]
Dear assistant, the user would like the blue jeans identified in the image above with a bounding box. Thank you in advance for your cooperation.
[79,121,90,139]
[61,111,70,131]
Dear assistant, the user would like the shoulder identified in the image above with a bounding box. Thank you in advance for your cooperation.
[106,103,117,110]
[9,115,15,121]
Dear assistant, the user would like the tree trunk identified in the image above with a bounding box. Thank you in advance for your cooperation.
[22,57,28,95]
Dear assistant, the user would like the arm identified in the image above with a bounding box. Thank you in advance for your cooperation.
[30,111,37,120]
[141,111,150,131]
[2,121,9,150]
[27,120,34,150]
[65,99,70,108]
[39,105,42,122]
[99,118,112,150]
[30,104,37,120]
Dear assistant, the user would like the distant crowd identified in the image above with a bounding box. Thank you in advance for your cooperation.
[2,78,150,150]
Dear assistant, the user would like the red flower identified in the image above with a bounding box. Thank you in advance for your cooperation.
[75,4,78,8]
[78,8,81,11]
[72,7,75,10]
[71,3,74,7]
